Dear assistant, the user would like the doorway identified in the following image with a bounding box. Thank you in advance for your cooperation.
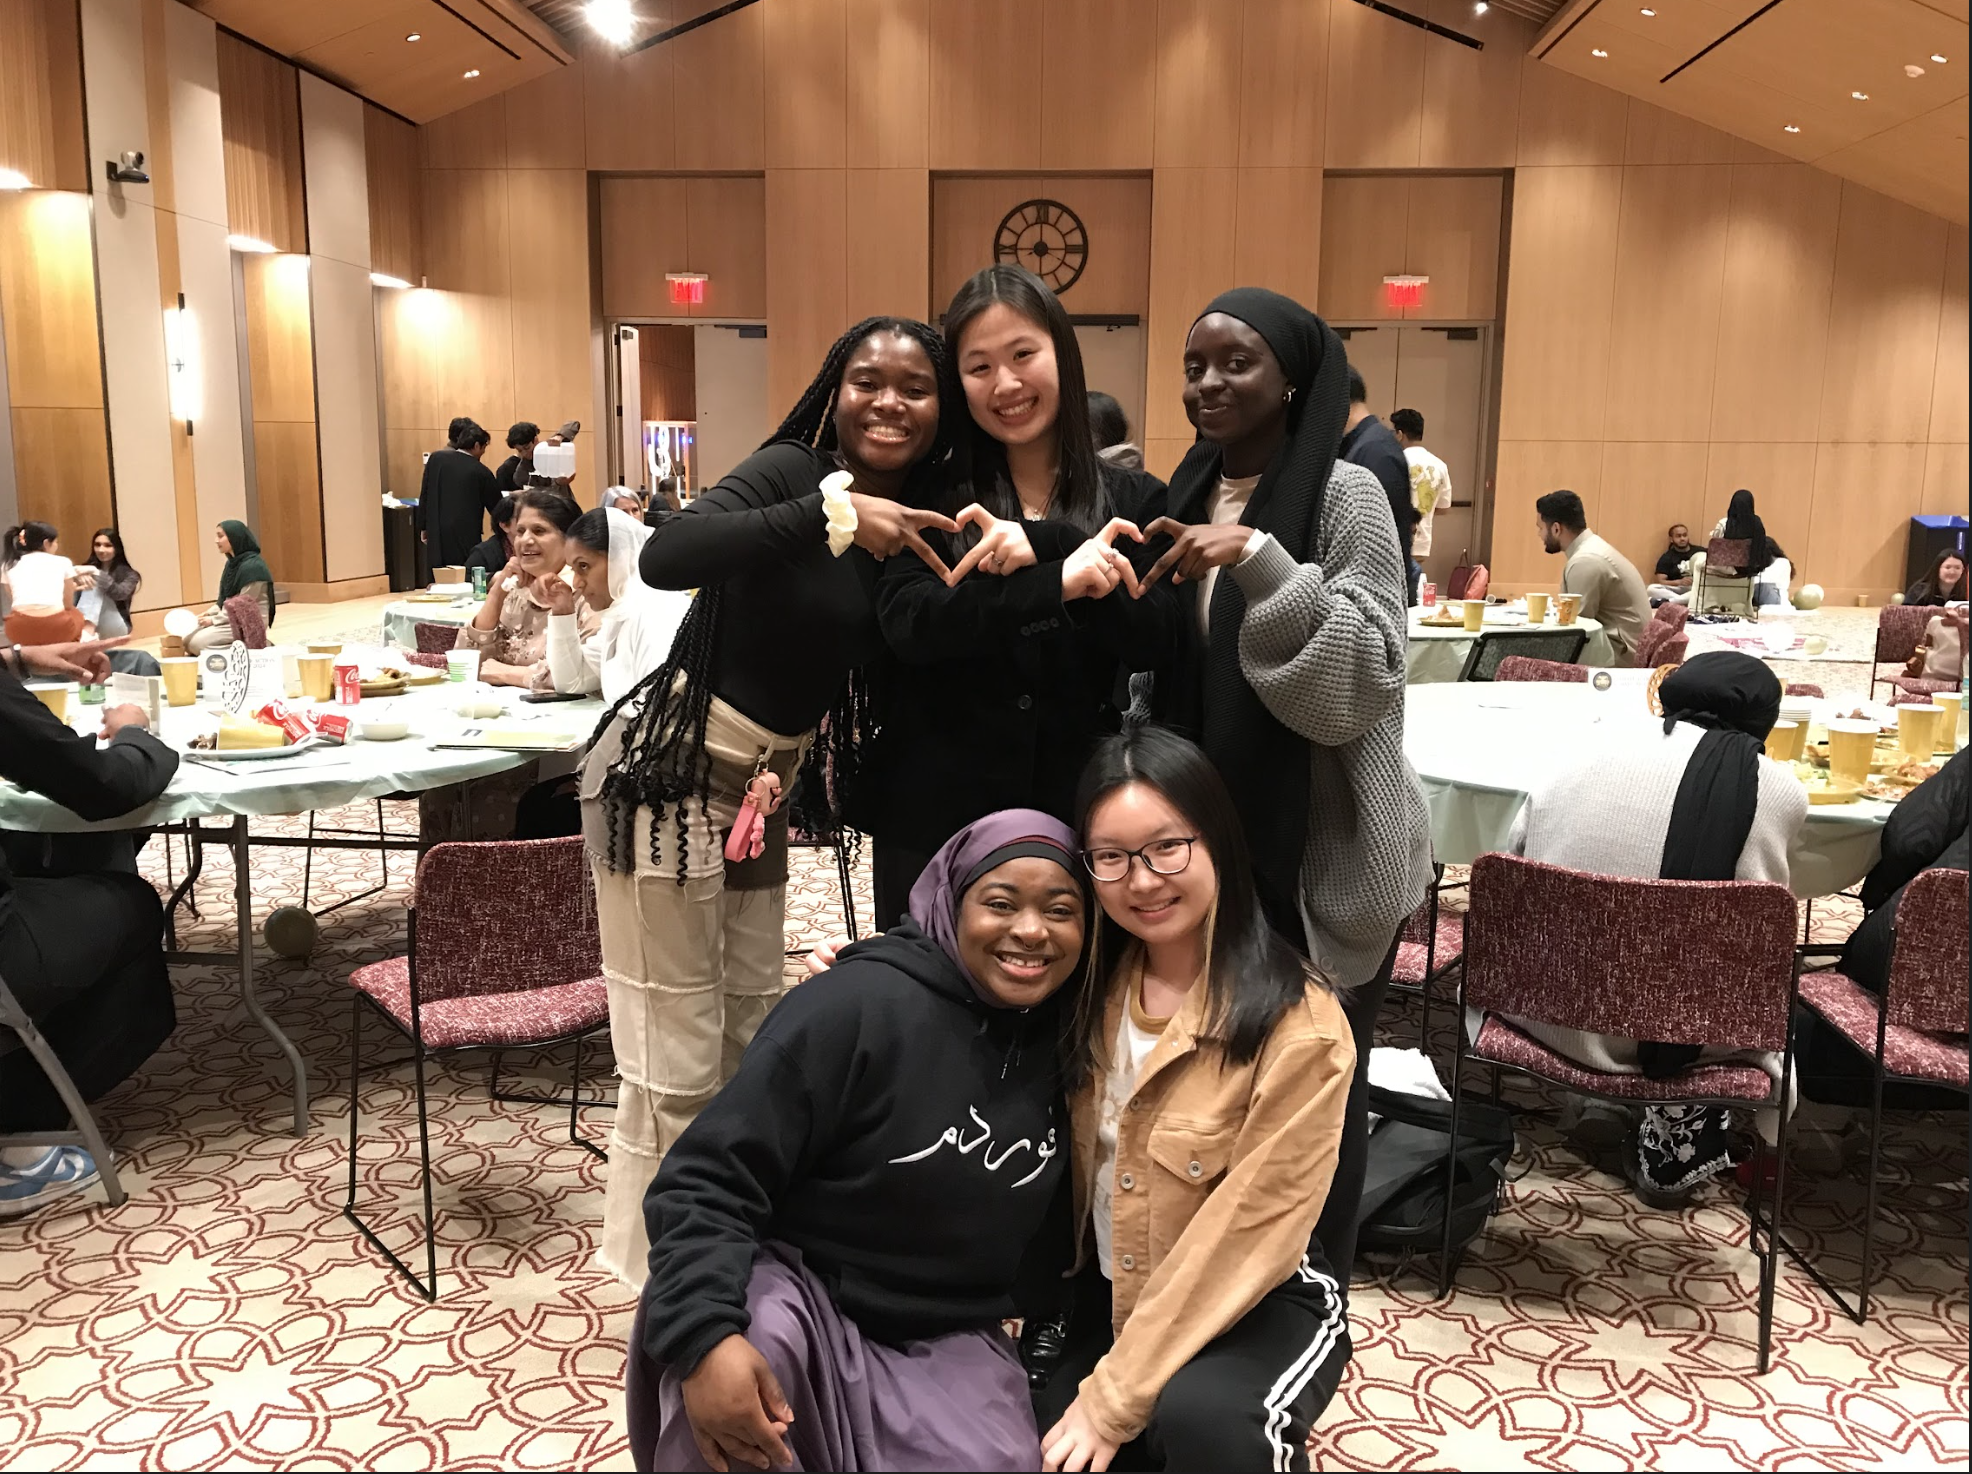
[1075,323,1146,452]
[1337,324,1493,590]
[610,319,769,496]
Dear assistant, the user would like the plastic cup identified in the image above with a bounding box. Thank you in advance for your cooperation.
[308,641,342,656]
[446,648,480,684]
[1525,591,1549,624]
[1897,703,1943,761]
[297,654,334,701]
[1825,720,1876,789]
[1556,593,1583,626]
[1764,720,1803,763]
[28,684,73,721]
[1461,599,1485,633]
[162,657,199,707]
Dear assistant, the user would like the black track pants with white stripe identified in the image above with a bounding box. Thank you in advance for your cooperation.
[1033,1262,1350,1472]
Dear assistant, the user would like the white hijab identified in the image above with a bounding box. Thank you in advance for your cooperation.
[596,507,689,703]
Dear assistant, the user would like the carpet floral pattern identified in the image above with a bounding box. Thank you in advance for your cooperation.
[0,798,1963,1471]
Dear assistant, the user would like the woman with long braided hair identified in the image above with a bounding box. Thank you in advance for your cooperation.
[580,316,958,1288]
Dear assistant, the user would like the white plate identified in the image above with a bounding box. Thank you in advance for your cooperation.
[185,735,326,761]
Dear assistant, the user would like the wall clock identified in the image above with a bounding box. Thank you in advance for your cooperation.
[994,199,1088,294]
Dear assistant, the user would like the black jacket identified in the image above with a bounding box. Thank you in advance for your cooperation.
[415,449,501,567]
[1339,414,1414,562]
[1840,747,1970,994]
[0,673,177,927]
[852,466,1180,860]
[463,533,509,578]
[641,920,1070,1375]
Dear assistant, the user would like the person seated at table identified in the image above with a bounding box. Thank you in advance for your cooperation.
[463,496,517,581]
[1840,747,1969,998]
[185,521,275,655]
[1535,489,1647,663]
[627,810,1088,1473]
[76,527,141,640]
[454,489,597,690]
[548,507,692,703]
[2,522,83,646]
[1647,523,1699,604]
[1905,547,1969,607]
[1495,651,1807,1208]
[645,476,682,532]
[0,636,176,1219]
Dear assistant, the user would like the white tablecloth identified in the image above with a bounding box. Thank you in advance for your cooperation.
[1407,605,1613,683]
[382,596,483,650]
[1404,680,1891,898]
[0,674,604,832]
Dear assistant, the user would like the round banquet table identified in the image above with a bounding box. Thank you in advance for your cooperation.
[1407,604,1614,683]
[382,595,484,650]
[0,669,605,1134]
[1404,679,1892,899]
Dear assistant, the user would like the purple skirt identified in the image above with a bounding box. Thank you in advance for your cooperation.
[628,1244,1042,1472]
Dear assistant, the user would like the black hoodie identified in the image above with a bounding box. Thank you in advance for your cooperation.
[640,919,1070,1375]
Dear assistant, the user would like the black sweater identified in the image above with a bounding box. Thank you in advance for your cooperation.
[851,466,1181,859]
[0,674,178,926]
[1339,414,1415,562]
[641,921,1068,1374]
[416,449,501,567]
[639,442,883,736]
[1841,747,1970,994]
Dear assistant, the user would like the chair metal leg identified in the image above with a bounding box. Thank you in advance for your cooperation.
[1758,1076,1793,1375]
[342,994,438,1301]
[411,1035,437,1299]
[1437,1021,1469,1299]
[835,833,859,941]
[1858,1046,1889,1324]
[0,989,127,1208]
[568,1031,607,1161]
[302,810,318,911]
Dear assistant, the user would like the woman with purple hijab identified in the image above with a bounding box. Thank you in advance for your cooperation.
[629,810,1089,1473]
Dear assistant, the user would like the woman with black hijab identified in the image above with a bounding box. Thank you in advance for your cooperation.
[1132,287,1431,1284]
[1716,488,1776,578]
[1499,651,1808,1205]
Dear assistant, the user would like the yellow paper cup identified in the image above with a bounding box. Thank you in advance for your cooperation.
[1764,720,1801,763]
[1931,691,1962,752]
[298,654,335,701]
[162,657,199,707]
[1461,599,1485,633]
[1825,720,1876,789]
[1525,591,1549,624]
[1897,703,1944,761]
[1556,593,1583,626]
[28,684,73,721]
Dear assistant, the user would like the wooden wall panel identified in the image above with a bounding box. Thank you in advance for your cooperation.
[927,0,1042,170]
[930,175,1152,320]
[365,104,423,284]
[1818,184,1950,445]
[1928,226,1968,445]
[1145,166,1238,449]
[581,42,674,172]
[765,169,846,416]
[1233,167,1322,307]
[10,405,112,533]
[1601,164,1732,442]
[1402,174,1502,320]
[216,30,305,251]
[1710,164,1841,443]
[1418,0,1524,169]
[1322,0,1423,168]
[765,0,845,170]
[1319,175,1409,320]
[640,323,695,422]
[1496,166,1623,442]
[423,167,509,296]
[502,62,585,170]
[1807,441,1930,598]
[1514,56,1628,168]
[0,188,103,408]
[845,168,928,323]
[506,169,594,490]
[1040,0,1156,170]
[420,92,506,170]
[1704,441,1819,567]
[1152,0,1242,169]
[1624,100,1738,167]
[844,0,927,168]
[672,0,764,170]
[1922,443,1969,517]
[0,0,88,190]
[1488,440,1603,591]
[1239,0,1327,167]
[599,175,767,321]
[241,252,322,581]
[1595,441,1710,578]
[683,176,768,319]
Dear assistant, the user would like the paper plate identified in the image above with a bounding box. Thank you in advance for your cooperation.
[191,735,326,762]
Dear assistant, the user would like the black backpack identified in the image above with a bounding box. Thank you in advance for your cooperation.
[1354,1084,1515,1261]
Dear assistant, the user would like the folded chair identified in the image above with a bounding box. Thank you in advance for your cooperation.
[0,969,127,1207]
[1444,853,1800,1373]
[344,836,608,1299]
[1692,538,1756,619]
[1794,867,1969,1323]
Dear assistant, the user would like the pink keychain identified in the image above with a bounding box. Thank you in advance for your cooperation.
[725,762,784,863]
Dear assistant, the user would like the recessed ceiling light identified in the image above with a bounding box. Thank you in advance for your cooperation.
[1591,47,1608,57]
[1852,89,1869,99]
[1783,124,1801,133]
[405,32,420,41]
[463,69,480,79]
[587,0,639,46]
[1932,54,1948,64]
[1906,63,1927,77]
[1640,7,1655,14]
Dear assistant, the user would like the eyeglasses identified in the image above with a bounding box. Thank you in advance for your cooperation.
[1081,837,1197,883]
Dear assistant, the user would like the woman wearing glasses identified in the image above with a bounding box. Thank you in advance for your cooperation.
[1030,724,1353,1473]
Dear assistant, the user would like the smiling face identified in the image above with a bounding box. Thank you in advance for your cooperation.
[1940,554,1965,592]
[1183,313,1291,459]
[1082,782,1217,951]
[213,525,232,557]
[831,330,941,482]
[92,534,116,565]
[956,302,1060,450]
[955,856,1086,1009]
[565,534,609,607]
[511,506,567,576]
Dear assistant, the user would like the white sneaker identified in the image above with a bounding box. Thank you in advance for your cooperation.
[0,1147,101,1217]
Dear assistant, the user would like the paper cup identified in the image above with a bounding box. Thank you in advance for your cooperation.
[307,641,343,656]
[1525,591,1549,624]
[1764,720,1805,763]
[1461,599,1485,633]
[446,648,480,684]
[297,654,335,701]
[1897,703,1944,761]
[1825,720,1876,789]
[162,657,199,707]
[1556,593,1583,626]
[28,684,73,721]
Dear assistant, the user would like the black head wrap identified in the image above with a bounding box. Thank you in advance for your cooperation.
[1721,489,1773,577]
[1160,289,1351,939]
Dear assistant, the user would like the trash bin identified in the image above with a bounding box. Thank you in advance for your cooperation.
[383,503,421,592]
[1907,515,1969,594]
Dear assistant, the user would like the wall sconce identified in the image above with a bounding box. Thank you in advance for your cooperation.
[227,233,276,253]
[369,272,412,289]
[0,168,31,191]
[163,294,199,432]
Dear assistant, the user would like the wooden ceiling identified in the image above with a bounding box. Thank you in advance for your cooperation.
[1536,0,1970,224]
[186,0,572,123]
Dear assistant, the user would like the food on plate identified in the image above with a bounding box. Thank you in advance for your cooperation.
[1800,774,1860,805]
[200,711,287,750]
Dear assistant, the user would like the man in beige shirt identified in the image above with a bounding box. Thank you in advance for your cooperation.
[1535,489,1648,665]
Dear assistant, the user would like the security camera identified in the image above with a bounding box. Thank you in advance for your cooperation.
[105,149,149,185]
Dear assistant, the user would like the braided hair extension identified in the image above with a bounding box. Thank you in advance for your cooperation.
[590,316,956,880]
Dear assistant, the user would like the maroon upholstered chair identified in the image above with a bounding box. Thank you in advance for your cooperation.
[1884,607,1967,705]
[1650,603,1690,632]
[1796,868,1969,1324]
[1705,537,1754,576]
[343,836,607,1298]
[414,621,459,654]
[1784,683,1824,699]
[1448,853,1800,1372]
[1495,655,1588,683]
[1634,616,1689,670]
[222,591,269,650]
[1390,865,1467,1045]
[1872,604,1942,701]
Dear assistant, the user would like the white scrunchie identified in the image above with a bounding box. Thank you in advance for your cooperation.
[820,470,857,558]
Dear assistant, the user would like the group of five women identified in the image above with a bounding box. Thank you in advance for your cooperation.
[577,264,1430,1472]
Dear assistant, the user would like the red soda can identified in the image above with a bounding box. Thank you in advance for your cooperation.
[1421,582,1437,608]
[311,711,352,744]
[255,701,313,744]
[333,663,361,706]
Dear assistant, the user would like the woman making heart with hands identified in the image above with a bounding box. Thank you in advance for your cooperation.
[852,265,1183,926]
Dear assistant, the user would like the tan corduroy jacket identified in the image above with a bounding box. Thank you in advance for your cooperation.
[1066,950,1355,1442]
